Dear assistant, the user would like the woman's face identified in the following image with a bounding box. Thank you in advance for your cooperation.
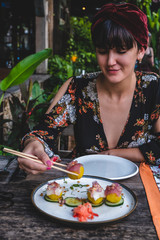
[96,45,145,84]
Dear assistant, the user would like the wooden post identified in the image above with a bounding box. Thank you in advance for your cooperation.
[35,0,49,73]
[48,0,54,49]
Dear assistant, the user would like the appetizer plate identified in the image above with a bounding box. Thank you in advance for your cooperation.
[31,176,137,226]
[76,155,139,180]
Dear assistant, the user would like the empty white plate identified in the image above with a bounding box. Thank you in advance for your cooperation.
[76,154,139,180]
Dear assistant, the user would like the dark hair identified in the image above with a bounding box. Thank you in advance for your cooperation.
[91,19,141,51]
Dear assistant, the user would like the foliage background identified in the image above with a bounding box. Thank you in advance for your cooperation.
[126,0,160,72]
[47,16,99,95]
[47,0,160,94]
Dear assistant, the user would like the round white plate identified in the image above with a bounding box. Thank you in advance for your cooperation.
[76,155,139,180]
[31,176,137,226]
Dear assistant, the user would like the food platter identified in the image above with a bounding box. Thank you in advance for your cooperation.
[31,176,137,225]
[76,155,139,180]
[31,176,137,226]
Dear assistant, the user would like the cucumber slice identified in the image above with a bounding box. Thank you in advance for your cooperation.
[105,198,124,207]
[44,194,59,203]
[65,197,83,207]
[90,201,104,207]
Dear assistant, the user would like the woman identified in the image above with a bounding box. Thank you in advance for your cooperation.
[18,3,160,174]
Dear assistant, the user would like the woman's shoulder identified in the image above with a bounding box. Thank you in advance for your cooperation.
[136,71,160,83]
[75,71,101,80]
[74,71,101,86]
[135,71,160,97]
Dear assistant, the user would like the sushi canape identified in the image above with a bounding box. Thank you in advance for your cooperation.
[67,160,84,180]
[44,181,64,202]
[87,181,105,206]
[105,183,124,206]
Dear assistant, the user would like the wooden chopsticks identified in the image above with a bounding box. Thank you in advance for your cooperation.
[3,147,78,176]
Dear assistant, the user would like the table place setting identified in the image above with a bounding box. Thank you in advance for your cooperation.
[0,152,158,239]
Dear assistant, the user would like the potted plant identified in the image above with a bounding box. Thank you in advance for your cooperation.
[0,48,52,151]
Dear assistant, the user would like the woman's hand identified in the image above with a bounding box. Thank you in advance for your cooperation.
[99,148,145,163]
[18,140,52,174]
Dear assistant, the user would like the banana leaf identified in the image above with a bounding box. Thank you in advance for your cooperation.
[0,48,52,91]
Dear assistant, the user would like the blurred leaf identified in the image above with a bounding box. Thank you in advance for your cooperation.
[32,81,45,104]
[0,48,52,91]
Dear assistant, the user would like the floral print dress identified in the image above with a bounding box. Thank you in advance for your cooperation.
[22,71,160,165]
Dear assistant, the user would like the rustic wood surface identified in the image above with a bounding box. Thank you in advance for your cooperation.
[0,157,158,240]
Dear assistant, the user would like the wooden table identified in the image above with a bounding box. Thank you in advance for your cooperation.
[0,157,158,240]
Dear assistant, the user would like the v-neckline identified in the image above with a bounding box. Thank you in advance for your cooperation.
[95,75,138,149]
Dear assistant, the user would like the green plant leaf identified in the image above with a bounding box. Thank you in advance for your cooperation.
[0,48,52,91]
[32,81,45,104]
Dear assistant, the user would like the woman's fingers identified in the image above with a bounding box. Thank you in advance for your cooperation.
[19,163,45,175]
[18,139,59,174]
[18,156,48,174]
[17,140,53,174]
[33,150,52,167]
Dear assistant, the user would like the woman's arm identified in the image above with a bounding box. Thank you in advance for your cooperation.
[101,117,160,164]
[46,77,73,113]
[100,148,145,163]
[22,77,76,151]
[19,77,75,174]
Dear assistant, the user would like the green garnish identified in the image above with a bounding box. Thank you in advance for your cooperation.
[63,177,67,184]
[70,184,89,190]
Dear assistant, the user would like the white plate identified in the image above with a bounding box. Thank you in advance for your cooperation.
[31,176,137,226]
[76,155,139,180]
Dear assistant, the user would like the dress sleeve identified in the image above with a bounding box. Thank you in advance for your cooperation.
[21,78,77,156]
[139,75,160,165]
